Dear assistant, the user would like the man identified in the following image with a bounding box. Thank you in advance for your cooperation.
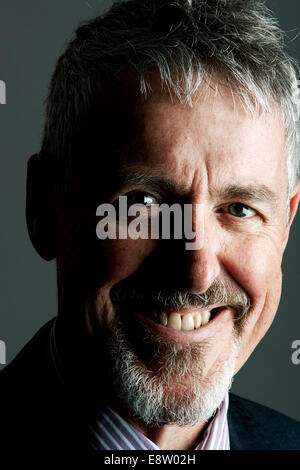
[1,0,300,451]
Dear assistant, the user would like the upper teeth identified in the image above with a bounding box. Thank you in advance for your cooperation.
[158,311,211,331]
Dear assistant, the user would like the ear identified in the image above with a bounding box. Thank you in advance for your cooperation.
[26,154,57,260]
[282,180,300,250]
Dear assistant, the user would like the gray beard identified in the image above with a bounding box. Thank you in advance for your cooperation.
[102,319,239,426]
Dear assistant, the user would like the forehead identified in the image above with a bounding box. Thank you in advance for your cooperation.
[110,79,287,198]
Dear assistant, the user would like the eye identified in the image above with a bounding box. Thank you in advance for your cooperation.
[227,203,257,218]
[126,191,158,207]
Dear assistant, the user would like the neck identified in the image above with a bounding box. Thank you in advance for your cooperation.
[111,404,209,450]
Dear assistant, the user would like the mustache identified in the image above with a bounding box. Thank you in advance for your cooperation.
[110,278,251,322]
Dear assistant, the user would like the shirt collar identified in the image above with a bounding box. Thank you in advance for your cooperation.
[87,395,230,450]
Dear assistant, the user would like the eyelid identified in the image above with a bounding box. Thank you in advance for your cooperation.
[119,189,163,204]
[218,202,260,218]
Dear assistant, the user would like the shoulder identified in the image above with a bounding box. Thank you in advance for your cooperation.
[0,319,54,389]
[0,320,58,441]
[228,392,300,450]
[0,319,88,450]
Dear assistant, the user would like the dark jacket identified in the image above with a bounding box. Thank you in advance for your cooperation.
[0,320,299,450]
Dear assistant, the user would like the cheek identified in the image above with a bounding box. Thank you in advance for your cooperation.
[99,238,158,288]
[224,236,283,371]
[223,235,283,307]
[92,238,157,329]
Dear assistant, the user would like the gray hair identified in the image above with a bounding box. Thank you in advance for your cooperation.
[40,0,300,204]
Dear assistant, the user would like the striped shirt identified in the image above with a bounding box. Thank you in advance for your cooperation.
[49,319,230,450]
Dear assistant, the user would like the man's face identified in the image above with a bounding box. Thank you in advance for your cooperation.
[54,78,298,425]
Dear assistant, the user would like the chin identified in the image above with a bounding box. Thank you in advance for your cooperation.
[101,318,240,426]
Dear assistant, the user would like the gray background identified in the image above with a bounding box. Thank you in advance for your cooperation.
[0,0,299,421]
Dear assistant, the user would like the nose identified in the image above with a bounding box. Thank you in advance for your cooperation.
[180,203,221,294]
[144,202,222,294]
[184,239,221,294]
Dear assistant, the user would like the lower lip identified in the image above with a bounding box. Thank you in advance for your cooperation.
[136,307,229,343]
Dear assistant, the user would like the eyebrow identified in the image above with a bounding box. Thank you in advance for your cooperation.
[211,184,280,207]
[112,169,190,196]
[112,169,279,207]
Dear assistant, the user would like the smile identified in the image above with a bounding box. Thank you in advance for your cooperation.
[152,307,223,331]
